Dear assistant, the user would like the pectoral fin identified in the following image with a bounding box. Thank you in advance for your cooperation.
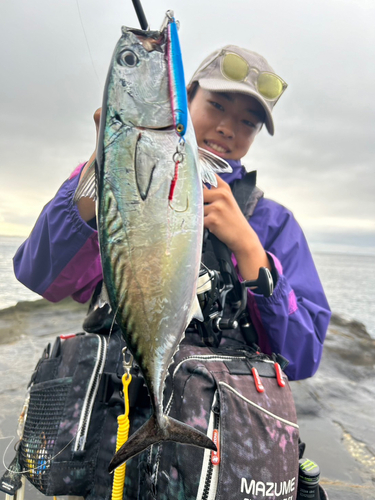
[198,147,232,186]
[73,159,97,203]
[135,133,156,201]
[190,295,204,322]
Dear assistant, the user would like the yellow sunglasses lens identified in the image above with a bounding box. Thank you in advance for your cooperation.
[257,73,284,100]
[222,53,249,81]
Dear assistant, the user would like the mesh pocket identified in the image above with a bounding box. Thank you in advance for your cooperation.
[20,378,72,493]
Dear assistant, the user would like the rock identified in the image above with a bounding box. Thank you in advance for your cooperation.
[292,318,375,499]
[0,297,87,344]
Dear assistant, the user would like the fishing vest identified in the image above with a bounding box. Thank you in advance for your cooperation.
[198,170,264,348]
[202,170,263,271]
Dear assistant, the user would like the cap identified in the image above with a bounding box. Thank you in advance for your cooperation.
[188,45,287,135]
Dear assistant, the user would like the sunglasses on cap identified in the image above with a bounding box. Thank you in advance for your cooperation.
[203,50,287,102]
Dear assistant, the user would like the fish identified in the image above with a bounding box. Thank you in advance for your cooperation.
[75,12,231,472]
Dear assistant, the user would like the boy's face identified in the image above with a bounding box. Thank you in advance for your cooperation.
[188,87,264,161]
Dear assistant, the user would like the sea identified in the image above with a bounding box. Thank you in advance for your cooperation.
[1,235,374,338]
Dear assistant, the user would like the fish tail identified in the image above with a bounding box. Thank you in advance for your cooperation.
[108,413,216,472]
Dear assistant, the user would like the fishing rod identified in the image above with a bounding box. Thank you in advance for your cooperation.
[131,0,149,30]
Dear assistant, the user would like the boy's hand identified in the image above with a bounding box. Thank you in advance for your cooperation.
[203,174,271,280]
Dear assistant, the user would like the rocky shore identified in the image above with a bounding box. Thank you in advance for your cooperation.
[0,299,374,499]
[292,313,375,499]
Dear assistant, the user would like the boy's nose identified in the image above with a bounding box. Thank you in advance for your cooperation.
[216,118,235,139]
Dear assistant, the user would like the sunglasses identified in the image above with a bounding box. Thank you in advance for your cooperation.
[202,51,287,102]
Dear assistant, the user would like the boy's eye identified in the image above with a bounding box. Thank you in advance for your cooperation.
[209,101,224,111]
[243,119,256,128]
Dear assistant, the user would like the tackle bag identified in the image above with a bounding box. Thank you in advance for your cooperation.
[0,328,148,499]
[138,340,300,500]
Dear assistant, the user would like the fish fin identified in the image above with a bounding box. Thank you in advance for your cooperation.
[98,282,112,312]
[73,159,97,204]
[198,147,232,186]
[190,295,204,322]
[108,413,216,472]
[135,134,156,201]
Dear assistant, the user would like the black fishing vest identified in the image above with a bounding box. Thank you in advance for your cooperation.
[193,171,264,348]
[202,170,263,272]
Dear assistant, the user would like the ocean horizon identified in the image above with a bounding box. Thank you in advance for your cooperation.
[1,235,374,339]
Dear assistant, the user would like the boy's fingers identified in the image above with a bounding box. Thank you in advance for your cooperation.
[94,108,102,131]
[203,187,218,203]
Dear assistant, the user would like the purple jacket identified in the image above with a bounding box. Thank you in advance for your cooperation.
[13,162,330,380]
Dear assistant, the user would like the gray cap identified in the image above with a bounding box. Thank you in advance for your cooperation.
[188,45,287,135]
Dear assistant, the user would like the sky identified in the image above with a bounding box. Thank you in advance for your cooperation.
[0,0,374,254]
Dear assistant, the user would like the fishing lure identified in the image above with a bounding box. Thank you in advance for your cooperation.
[165,12,188,202]
[166,12,188,138]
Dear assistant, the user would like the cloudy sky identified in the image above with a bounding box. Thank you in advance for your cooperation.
[1,0,374,254]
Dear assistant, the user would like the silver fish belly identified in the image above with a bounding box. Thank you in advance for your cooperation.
[96,26,215,471]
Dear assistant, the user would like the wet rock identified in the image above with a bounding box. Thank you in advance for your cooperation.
[292,317,375,499]
[0,297,87,344]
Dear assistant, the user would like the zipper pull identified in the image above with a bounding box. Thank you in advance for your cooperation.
[251,367,265,393]
[211,429,220,465]
[60,333,77,340]
[274,362,286,387]
[211,404,220,465]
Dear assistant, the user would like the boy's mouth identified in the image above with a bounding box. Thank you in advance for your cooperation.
[203,140,231,156]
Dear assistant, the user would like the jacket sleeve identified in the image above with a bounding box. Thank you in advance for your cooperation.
[13,164,103,303]
[245,197,331,381]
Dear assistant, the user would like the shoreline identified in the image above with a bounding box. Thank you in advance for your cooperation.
[1,297,373,342]
[0,297,88,345]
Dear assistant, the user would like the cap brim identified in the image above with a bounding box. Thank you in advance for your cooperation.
[198,78,275,136]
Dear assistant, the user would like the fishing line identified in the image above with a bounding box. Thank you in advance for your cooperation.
[1,435,17,471]
[1,422,86,476]
[108,305,119,343]
[198,262,216,288]
[75,0,101,88]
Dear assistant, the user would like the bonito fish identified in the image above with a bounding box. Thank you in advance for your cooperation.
[76,12,231,472]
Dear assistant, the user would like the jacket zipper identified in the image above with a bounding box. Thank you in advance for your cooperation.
[197,392,220,500]
[73,334,107,452]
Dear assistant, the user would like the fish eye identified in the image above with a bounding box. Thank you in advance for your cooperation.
[118,50,139,68]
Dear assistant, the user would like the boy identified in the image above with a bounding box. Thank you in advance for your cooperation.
[14,45,330,380]
[13,44,330,499]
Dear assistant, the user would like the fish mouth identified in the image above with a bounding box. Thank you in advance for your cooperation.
[128,29,165,53]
